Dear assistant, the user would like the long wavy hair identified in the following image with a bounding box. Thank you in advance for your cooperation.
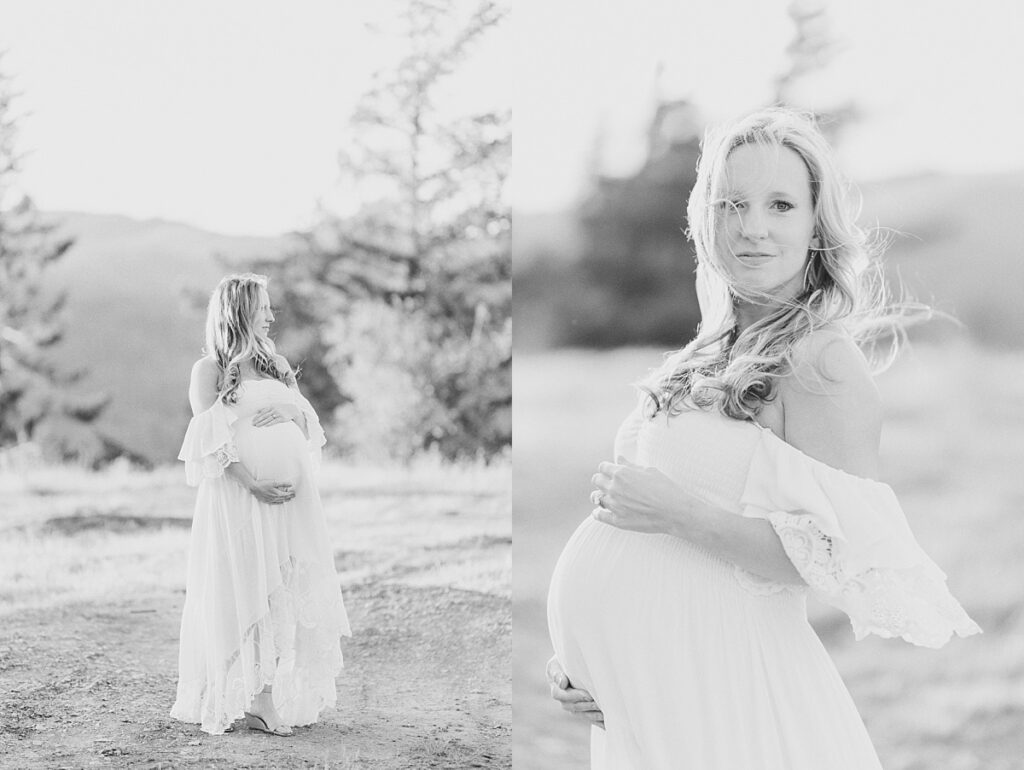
[644,107,924,421]
[204,273,288,404]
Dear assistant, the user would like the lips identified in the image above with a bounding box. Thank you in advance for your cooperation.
[733,252,775,267]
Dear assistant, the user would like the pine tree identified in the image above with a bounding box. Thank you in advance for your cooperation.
[774,0,858,137]
[0,61,107,462]
[259,0,510,462]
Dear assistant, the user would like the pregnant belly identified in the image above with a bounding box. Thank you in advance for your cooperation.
[233,420,308,484]
[547,517,805,696]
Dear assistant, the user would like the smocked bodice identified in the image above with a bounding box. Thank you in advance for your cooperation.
[632,408,763,514]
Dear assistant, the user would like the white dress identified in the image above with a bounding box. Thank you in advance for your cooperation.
[547,402,980,770]
[170,378,351,735]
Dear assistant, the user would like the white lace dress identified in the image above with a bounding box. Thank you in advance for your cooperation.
[170,378,351,735]
[547,403,980,770]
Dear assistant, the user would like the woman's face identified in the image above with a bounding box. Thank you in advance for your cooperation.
[715,142,816,301]
[252,289,275,339]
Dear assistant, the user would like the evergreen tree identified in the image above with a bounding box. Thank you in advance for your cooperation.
[569,100,703,347]
[774,0,858,137]
[257,0,510,462]
[0,62,107,461]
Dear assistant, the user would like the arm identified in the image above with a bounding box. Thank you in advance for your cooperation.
[592,331,880,585]
[188,356,221,416]
[680,331,880,580]
[593,459,803,583]
[778,329,882,479]
[594,335,980,645]
[249,354,309,438]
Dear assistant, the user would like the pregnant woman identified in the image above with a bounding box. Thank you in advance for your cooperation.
[546,108,980,768]
[170,273,350,736]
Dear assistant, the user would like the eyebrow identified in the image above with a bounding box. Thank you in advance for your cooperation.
[722,189,799,198]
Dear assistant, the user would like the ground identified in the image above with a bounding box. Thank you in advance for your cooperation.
[0,459,511,769]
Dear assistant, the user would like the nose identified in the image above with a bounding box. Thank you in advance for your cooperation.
[267,309,275,323]
[739,208,768,241]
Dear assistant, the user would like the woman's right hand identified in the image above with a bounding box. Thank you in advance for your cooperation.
[546,655,605,729]
[248,479,296,505]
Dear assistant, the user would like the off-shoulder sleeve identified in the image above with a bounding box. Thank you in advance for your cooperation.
[177,400,239,487]
[739,430,981,648]
[291,387,327,470]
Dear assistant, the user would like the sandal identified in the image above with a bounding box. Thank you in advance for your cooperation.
[243,711,293,737]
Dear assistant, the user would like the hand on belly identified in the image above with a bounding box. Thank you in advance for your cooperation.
[235,421,306,485]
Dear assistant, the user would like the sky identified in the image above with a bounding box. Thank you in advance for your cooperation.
[0,0,511,236]
[1,1,1020,231]
[514,0,1024,213]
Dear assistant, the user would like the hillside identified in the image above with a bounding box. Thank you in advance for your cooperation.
[40,212,300,464]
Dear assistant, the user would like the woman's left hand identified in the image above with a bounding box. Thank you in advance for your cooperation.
[590,457,704,537]
[252,403,301,427]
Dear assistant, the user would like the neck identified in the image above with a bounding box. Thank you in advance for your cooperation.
[733,298,777,333]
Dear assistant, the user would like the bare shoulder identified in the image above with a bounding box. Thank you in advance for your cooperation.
[273,353,299,388]
[780,328,882,479]
[273,353,293,373]
[190,356,220,385]
[188,356,221,415]
[787,328,878,397]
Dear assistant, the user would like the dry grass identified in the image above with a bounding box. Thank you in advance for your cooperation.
[0,455,511,616]
[513,340,1024,770]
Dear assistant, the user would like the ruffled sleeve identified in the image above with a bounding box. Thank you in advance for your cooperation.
[739,430,981,648]
[177,400,239,487]
[291,387,327,471]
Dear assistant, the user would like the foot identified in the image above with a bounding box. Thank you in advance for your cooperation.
[244,692,292,737]
[244,711,293,736]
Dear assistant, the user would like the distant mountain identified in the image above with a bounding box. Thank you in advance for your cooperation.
[42,211,301,464]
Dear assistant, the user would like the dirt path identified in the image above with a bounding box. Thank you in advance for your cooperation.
[0,581,510,769]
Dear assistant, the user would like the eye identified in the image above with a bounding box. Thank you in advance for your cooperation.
[718,199,745,212]
[771,200,794,212]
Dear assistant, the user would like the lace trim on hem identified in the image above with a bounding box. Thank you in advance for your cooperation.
[170,557,347,734]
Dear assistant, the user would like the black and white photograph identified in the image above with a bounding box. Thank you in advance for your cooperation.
[0,1,510,767]
[515,1,1023,769]
[4,0,1024,768]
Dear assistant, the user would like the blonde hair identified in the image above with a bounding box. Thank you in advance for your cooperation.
[204,273,288,404]
[645,106,921,420]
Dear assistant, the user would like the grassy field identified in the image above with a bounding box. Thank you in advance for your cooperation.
[513,342,1024,769]
[0,455,511,768]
